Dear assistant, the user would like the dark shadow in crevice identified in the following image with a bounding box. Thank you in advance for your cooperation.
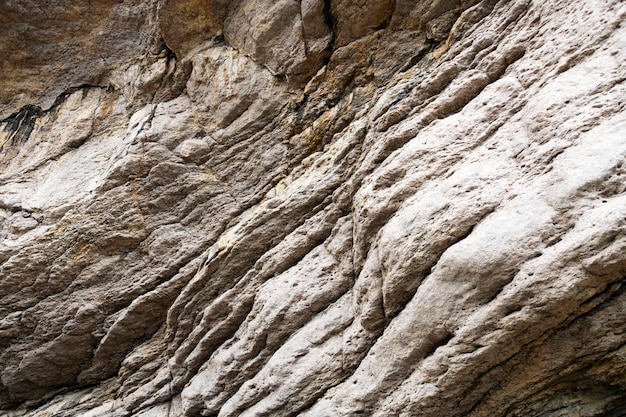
[1,104,43,148]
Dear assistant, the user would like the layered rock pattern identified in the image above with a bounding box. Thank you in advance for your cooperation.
[1,0,625,416]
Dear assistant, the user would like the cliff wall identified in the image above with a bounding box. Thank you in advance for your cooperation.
[1,1,625,416]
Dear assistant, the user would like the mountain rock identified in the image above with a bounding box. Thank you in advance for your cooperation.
[1,0,625,416]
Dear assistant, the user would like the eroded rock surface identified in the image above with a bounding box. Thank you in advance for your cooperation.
[1,0,625,416]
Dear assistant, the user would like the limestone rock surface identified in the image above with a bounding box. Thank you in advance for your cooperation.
[1,0,625,416]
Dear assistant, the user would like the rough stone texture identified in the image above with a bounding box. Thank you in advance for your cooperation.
[0,0,167,119]
[158,0,230,59]
[224,0,333,82]
[1,0,625,416]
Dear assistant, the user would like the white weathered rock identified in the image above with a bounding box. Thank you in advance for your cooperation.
[1,0,625,416]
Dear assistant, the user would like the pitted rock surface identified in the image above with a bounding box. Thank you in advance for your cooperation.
[1,0,625,416]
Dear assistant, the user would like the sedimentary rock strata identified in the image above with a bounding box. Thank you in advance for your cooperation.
[1,0,625,416]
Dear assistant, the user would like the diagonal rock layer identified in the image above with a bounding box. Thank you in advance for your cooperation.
[1,0,625,416]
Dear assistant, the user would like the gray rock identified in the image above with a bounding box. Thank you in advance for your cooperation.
[1,0,625,416]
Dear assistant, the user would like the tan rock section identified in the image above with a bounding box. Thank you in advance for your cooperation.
[158,0,230,59]
[224,0,333,82]
[0,0,163,119]
[1,0,625,416]
[331,0,394,47]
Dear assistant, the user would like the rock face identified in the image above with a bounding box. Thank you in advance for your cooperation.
[1,0,625,416]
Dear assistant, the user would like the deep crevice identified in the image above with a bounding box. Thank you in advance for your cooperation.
[322,0,336,50]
